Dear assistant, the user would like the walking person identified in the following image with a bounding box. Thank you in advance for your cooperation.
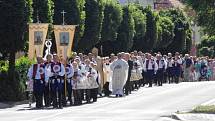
[143,54,158,87]
[28,56,49,109]
[110,53,129,97]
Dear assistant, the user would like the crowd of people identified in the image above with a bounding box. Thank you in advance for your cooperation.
[27,51,215,109]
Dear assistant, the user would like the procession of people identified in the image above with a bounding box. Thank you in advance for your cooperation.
[27,51,215,109]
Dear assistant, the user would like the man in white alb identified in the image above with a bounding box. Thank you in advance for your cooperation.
[110,53,129,97]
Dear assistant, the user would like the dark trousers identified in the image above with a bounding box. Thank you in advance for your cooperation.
[124,80,131,95]
[174,67,181,84]
[167,67,173,83]
[67,83,73,105]
[86,88,98,102]
[51,79,64,108]
[163,71,168,83]
[33,80,44,108]
[34,92,43,108]
[145,70,154,87]
[174,76,180,84]
[154,77,158,85]
[44,84,50,107]
[73,89,82,105]
[134,80,140,89]
[139,71,145,87]
[80,89,85,101]
[86,89,91,103]
[91,88,98,102]
[157,69,164,86]
[62,88,67,106]
[103,82,111,96]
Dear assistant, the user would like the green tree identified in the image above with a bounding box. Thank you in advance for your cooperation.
[0,0,31,100]
[198,35,215,57]
[116,5,135,52]
[160,9,190,53]
[71,0,85,51]
[53,0,85,51]
[199,47,214,57]
[32,0,53,23]
[98,0,123,55]
[100,0,123,43]
[185,0,215,35]
[131,4,147,51]
[142,6,159,52]
[78,0,104,52]
[156,16,174,49]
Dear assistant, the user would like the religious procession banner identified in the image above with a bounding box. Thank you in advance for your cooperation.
[53,25,76,60]
[28,23,49,60]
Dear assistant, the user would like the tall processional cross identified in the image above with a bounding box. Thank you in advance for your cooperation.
[61,10,67,25]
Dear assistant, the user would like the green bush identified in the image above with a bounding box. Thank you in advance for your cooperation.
[0,56,34,101]
[0,60,9,73]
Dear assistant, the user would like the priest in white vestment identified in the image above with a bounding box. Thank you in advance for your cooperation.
[110,53,128,97]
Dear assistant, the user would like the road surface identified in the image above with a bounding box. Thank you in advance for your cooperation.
[1,81,215,121]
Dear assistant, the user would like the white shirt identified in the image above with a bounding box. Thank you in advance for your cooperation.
[132,59,142,71]
[167,59,174,67]
[175,58,183,66]
[143,59,158,71]
[27,64,49,83]
[157,59,167,69]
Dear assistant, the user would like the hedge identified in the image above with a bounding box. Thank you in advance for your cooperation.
[0,57,34,101]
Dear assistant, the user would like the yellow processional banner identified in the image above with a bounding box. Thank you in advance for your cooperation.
[28,23,49,60]
[53,25,76,60]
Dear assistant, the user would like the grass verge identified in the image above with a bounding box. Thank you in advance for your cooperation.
[191,105,215,114]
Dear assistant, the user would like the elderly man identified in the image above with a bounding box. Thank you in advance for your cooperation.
[110,53,129,97]
[28,56,49,109]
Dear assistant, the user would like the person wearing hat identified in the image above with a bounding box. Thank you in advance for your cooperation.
[50,54,65,109]
[28,56,49,109]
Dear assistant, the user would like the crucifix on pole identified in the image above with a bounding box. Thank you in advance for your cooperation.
[61,10,67,25]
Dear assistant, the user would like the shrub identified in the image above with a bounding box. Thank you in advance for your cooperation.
[0,56,34,101]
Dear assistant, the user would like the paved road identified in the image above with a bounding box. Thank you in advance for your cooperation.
[1,81,215,121]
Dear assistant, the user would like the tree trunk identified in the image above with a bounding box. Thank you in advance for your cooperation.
[8,50,16,83]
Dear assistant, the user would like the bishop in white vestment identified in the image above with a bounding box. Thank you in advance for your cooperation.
[110,53,128,97]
